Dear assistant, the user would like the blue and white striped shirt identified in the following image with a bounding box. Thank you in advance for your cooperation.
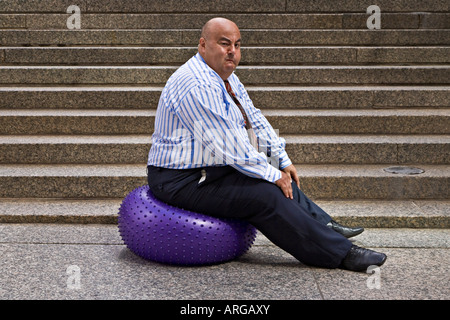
[147,53,291,183]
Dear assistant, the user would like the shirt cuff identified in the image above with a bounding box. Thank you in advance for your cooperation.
[278,150,292,170]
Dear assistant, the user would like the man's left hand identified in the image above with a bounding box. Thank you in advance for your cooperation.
[282,164,300,188]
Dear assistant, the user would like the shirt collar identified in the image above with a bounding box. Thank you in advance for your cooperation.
[195,53,236,87]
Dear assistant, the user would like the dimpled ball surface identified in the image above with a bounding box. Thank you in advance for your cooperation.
[118,185,257,265]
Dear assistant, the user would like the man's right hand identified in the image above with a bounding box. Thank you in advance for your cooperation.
[275,170,293,199]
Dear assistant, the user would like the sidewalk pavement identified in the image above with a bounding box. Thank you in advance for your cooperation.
[0,223,448,301]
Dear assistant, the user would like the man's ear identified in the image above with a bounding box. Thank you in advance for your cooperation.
[198,37,206,54]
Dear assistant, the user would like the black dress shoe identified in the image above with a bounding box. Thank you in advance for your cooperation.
[339,245,387,272]
[327,220,364,238]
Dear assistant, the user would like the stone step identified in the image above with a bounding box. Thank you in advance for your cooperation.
[1,65,449,85]
[1,0,447,14]
[1,46,449,65]
[237,66,450,85]
[0,134,448,165]
[2,29,449,46]
[1,108,448,135]
[2,12,448,29]
[284,135,450,165]
[265,109,450,134]
[0,86,448,109]
[250,86,450,109]
[0,163,447,199]
[0,198,448,228]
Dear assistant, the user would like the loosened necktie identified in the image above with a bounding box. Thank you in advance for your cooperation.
[224,80,258,149]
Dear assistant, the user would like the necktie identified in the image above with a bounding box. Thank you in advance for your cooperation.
[224,80,258,149]
[224,80,251,129]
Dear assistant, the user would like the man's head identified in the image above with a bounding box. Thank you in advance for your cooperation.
[198,17,241,80]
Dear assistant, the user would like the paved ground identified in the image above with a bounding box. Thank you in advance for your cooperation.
[0,223,448,304]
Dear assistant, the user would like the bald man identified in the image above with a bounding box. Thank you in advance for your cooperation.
[147,18,386,271]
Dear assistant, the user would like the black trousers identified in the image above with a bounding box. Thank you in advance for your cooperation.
[147,165,352,268]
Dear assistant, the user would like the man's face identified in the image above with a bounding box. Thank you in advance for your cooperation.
[199,20,241,80]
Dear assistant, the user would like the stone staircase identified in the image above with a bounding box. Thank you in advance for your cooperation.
[0,0,448,227]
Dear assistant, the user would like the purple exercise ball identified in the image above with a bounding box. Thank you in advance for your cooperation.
[118,185,257,265]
